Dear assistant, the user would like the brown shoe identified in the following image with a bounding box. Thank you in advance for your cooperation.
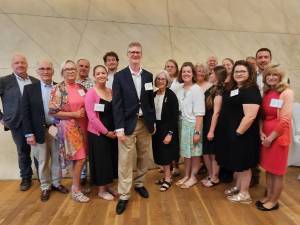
[41,189,50,202]
[52,185,69,194]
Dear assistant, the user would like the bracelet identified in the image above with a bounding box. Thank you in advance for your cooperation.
[194,130,200,135]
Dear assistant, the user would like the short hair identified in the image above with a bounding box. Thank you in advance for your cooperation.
[76,58,90,65]
[103,51,119,63]
[194,63,209,81]
[154,70,171,88]
[127,42,142,52]
[255,48,272,59]
[228,60,257,90]
[93,65,107,76]
[263,64,289,93]
[246,56,256,61]
[178,62,197,84]
[164,59,179,78]
[60,60,76,76]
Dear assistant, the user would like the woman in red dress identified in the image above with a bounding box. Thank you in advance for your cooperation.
[257,64,294,211]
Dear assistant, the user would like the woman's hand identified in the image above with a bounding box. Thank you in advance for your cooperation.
[193,134,201,144]
[207,131,214,141]
[73,108,85,118]
[262,136,273,148]
[260,131,267,141]
[163,134,172,144]
[106,131,117,139]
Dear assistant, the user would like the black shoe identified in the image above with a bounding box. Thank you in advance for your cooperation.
[20,178,32,191]
[134,186,149,198]
[256,202,279,211]
[255,200,263,207]
[41,189,51,202]
[116,200,128,215]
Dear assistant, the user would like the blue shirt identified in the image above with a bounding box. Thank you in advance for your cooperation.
[40,81,55,125]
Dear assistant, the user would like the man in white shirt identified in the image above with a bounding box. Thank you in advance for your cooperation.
[255,48,272,95]
[103,51,119,89]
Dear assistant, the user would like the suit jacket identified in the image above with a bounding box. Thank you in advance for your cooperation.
[0,74,38,130]
[154,88,179,134]
[22,81,57,143]
[112,66,156,135]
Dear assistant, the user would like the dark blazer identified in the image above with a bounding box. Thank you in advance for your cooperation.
[22,81,57,144]
[154,88,179,134]
[0,74,38,130]
[112,66,156,135]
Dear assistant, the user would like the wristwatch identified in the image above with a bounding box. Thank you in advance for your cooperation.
[168,131,174,135]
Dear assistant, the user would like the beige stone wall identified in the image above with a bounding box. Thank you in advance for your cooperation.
[1,0,300,179]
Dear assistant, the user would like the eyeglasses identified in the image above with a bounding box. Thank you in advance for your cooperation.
[128,51,141,55]
[38,67,52,71]
[156,77,166,81]
[63,68,77,72]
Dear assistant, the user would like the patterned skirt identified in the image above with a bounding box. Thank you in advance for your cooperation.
[179,119,202,158]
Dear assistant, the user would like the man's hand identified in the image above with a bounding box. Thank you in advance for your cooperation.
[26,135,36,145]
[116,130,127,142]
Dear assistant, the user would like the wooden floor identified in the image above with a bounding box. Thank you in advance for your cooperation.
[0,167,300,225]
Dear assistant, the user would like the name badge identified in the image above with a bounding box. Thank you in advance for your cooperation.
[78,89,85,96]
[48,125,58,138]
[94,103,105,112]
[230,89,239,97]
[270,99,283,108]
[145,82,153,91]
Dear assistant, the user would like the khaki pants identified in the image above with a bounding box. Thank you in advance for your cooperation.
[118,119,152,200]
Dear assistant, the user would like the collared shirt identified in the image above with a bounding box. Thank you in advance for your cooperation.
[14,73,32,95]
[256,71,264,96]
[129,66,143,115]
[154,92,165,120]
[106,72,115,89]
[40,81,55,125]
[76,77,94,90]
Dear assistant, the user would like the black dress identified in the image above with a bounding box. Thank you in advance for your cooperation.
[202,86,222,155]
[88,99,118,186]
[152,88,179,166]
[215,86,261,172]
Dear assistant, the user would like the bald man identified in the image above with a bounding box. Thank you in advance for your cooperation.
[0,54,39,191]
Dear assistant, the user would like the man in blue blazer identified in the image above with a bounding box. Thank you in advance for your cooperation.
[113,42,156,214]
[0,54,38,191]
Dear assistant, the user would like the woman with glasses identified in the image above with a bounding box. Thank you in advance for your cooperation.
[152,70,179,192]
[49,60,89,203]
[215,60,261,204]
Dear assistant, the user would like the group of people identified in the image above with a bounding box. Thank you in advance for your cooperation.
[0,42,294,215]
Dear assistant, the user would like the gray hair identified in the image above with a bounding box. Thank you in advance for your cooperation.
[154,70,171,88]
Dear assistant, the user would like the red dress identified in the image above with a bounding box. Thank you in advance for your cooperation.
[260,90,290,175]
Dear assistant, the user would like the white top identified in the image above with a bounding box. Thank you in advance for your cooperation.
[154,92,165,121]
[176,84,205,122]
[129,66,143,115]
[170,78,183,95]
[14,73,32,95]
[106,73,114,89]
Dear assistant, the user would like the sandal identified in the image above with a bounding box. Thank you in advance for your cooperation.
[175,177,189,186]
[202,179,219,188]
[107,187,119,197]
[180,178,198,189]
[227,192,252,204]
[201,176,211,184]
[72,191,90,203]
[224,186,239,196]
[160,181,172,192]
[98,191,114,201]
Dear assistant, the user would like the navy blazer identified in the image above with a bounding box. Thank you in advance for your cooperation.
[0,74,38,130]
[112,66,156,135]
[22,81,57,143]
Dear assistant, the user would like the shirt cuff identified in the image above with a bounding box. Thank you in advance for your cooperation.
[25,134,34,138]
[115,128,124,133]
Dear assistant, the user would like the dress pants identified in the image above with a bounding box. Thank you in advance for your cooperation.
[10,126,33,179]
[118,118,152,200]
[31,129,61,190]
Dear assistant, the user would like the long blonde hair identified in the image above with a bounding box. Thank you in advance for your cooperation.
[263,64,289,93]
